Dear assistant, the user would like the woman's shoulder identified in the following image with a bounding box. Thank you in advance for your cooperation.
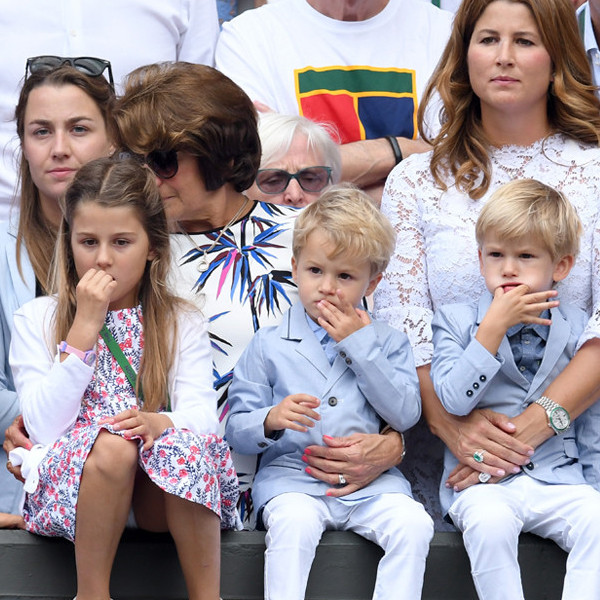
[15,295,56,317]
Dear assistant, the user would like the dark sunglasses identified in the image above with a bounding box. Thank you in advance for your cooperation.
[25,55,114,88]
[255,166,332,195]
[145,149,179,180]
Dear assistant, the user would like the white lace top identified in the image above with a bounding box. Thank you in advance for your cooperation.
[374,133,600,367]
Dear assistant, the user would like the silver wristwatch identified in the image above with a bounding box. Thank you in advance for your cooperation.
[534,396,570,434]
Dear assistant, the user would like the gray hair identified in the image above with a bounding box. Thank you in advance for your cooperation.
[258,112,342,183]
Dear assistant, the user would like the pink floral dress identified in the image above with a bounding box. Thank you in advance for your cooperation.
[23,306,240,541]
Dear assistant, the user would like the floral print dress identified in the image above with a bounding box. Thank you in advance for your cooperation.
[22,306,240,541]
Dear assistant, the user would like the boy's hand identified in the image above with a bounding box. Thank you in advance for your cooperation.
[264,394,320,437]
[476,286,558,355]
[488,285,558,330]
[317,290,370,342]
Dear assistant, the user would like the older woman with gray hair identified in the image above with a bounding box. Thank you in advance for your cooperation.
[246,112,341,208]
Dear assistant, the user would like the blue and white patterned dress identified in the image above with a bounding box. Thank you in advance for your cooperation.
[20,306,240,540]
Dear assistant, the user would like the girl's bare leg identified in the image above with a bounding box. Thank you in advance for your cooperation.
[133,472,221,600]
[165,493,221,600]
[74,431,138,600]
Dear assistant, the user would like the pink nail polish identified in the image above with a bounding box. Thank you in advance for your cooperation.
[301,455,308,463]
[305,467,312,475]
[304,448,312,455]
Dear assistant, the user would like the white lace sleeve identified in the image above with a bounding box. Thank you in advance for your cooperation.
[374,154,436,367]
[579,207,600,347]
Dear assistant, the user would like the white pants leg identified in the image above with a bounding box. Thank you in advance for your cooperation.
[261,492,330,600]
[522,482,600,600]
[342,493,434,600]
[449,482,527,600]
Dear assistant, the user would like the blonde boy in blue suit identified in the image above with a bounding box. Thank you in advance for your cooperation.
[226,184,433,600]
[431,179,600,600]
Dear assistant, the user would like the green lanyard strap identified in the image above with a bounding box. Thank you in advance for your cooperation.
[100,324,143,401]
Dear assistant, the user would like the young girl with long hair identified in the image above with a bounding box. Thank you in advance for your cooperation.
[9,156,239,600]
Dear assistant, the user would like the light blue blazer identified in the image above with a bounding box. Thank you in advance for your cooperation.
[226,301,421,516]
[432,293,589,515]
[0,219,34,513]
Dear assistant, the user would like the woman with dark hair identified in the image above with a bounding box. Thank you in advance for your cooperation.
[0,59,115,516]
[374,0,600,524]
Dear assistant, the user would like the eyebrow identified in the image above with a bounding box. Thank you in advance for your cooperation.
[474,27,538,37]
[27,116,96,127]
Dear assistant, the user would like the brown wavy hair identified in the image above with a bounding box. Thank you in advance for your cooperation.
[114,62,261,193]
[53,156,180,412]
[418,0,600,200]
[14,65,116,291]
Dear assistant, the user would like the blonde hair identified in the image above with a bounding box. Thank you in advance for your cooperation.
[475,179,582,259]
[418,0,600,200]
[53,156,183,413]
[293,183,396,276]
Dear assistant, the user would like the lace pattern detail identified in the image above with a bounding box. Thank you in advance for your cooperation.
[375,133,600,365]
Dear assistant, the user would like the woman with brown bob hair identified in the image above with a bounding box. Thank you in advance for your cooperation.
[374,0,600,527]
[0,61,115,519]
[113,62,406,528]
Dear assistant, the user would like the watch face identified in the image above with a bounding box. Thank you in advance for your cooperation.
[550,407,570,431]
[83,352,97,367]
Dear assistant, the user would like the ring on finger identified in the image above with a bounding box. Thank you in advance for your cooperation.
[473,449,485,463]
[338,474,347,485]
[478,472,491,484]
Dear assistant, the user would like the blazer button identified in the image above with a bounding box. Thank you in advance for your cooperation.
[339,351,347,358]
[479,375,487,382]
[473,382,480,389]
[328,396,338,407]
[466,390,474,397]
[525,461,535,471]
[345,358,352,365]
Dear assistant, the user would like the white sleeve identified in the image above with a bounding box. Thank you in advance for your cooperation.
[579,208,600,348]
[177,0,220,66]
[164,308,218,436]
[10,298,94,445]
[374,156,435,367]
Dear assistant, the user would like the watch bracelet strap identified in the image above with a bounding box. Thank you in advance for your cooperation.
[535,395,561,412]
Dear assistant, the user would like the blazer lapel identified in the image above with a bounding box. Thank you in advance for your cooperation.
[285,303,332,377]
[527,306,570,400]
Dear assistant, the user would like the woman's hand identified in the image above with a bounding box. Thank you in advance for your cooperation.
[99,409,173,451]
[303,431,403,497]
[3,415,31,483]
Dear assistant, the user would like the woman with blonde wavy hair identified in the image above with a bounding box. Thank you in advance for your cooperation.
[374,0,600,527]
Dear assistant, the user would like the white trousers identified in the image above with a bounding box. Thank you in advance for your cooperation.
[448,476,600,600]
[261,491,433,600]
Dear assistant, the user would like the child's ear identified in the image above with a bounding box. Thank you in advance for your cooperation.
[478,248,484,276]
[553,254,574,283]
[291,256,298,282]
[147,248,157,261]
[365,273,383,297]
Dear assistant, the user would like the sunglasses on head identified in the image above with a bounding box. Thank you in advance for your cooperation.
[145,149,179,180]
[25,55,114,88]
[255,166,332,195]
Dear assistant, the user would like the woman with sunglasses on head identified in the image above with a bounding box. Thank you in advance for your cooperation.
[373,0,600,530]
[0,59,116,517]
[247,112,341,208]
[113,62,406,528]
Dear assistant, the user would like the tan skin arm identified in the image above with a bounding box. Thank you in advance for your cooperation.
[339,137,431,190]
